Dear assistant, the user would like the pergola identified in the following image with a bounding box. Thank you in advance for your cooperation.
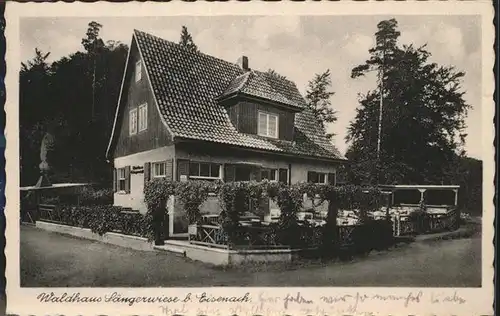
[20,182,91,223]
[378,184,460,208]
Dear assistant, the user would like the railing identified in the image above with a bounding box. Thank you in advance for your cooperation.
[429,210,458,232]
[189,222,357,250]
[338,225,356,247]
[392,217,417,236]
[189,224,229,249]
[392,210,459,236]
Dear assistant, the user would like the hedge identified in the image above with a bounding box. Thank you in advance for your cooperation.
[39,186,114,206]
[143,179,388,249]
[36,180,394,254]
[40,205,153,241]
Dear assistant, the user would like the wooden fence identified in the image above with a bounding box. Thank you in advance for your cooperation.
[189,222,356,250]
[392,210,459,236]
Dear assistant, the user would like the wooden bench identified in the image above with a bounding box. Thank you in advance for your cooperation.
[21,208,37,224]
[38,203,57,221]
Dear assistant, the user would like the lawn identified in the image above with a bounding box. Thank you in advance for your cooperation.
[20,225,481,287]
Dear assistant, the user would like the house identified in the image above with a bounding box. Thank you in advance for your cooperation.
[105,30,347,233]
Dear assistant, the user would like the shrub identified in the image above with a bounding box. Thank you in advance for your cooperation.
[88,206,121,236]
[78,187,113,205]
[143,178,176,211]
[218,181,252,243]
[351,219,394,254]
[175,180,214,224]
[266,182,303,247]
[408,208,431,233]
[42,205,151,240]
[144,179,176,243]
[41,196,60,205]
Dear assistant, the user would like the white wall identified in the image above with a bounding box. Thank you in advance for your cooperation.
[114,144,341,218]
[114,146,175,213]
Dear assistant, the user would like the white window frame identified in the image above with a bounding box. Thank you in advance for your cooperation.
[329,171,337,186]
[118,168,126,191]
[318,172,327,184]
[309,171,328,184]
[129,108,138,135]
[138,103,148,132]
[152,161,167,178]
[261,168,278,182]
[135,60,142,82]
[189,161,222,180]
[257,111,279,139]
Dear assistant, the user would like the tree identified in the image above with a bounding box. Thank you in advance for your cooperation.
[20,48,53,184]
[304,69,337,139]
[82,21,105,120]
[178,26,198,52]
[81,21,104,54]
[19,22,128,185]
[266,69,287,80]
[346,18,471,185]
[21,48,50,73]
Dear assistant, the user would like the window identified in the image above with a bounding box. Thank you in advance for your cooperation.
[258,111,278,138]
[138,103,147,132]
[118,168,126,191]
[135,60,142,82]
[152,162,167,178]
[189,162,221,180]
[129,108,138,135]
[308,171,327,184]
[261,168,278,181]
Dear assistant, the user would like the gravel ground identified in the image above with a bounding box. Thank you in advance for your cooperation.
[20,225,481,287]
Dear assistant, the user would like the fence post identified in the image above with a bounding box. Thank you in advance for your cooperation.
[396,215,401,236]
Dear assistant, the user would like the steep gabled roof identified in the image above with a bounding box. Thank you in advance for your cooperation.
[107,29,345,161]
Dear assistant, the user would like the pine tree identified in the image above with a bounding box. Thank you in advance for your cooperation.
[266,69,287,80]
[346,18,470,185]
[81,21,105,121]
[304,69,337,139]
[179,26,198,52]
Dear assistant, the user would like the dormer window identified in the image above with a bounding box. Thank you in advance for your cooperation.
[135,60,142,82]
[258,111,278,138]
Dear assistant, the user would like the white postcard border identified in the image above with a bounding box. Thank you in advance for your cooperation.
[4,1,495,315]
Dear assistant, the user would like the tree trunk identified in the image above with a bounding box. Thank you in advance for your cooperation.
[321,198,339,258]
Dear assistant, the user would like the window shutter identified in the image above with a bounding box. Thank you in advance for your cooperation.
[224,164,236,182]
[125,166,131,193]
[177,159,190,181]
[144,162,151,184]
[113,168,117,192]
[307,171,315,183]
[279,168,288,184]
[328,172,336,186]
[165,159,174,181]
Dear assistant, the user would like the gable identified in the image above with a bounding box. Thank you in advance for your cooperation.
[106,35,173,159]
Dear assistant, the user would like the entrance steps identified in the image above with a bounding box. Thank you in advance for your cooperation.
[154,241,187,257]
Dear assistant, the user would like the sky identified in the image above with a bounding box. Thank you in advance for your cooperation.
[20,15,482,159]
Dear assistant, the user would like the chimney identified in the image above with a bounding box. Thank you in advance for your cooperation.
[237,55,249,71]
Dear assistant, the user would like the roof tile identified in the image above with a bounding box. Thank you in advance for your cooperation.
[134,29,345,160]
